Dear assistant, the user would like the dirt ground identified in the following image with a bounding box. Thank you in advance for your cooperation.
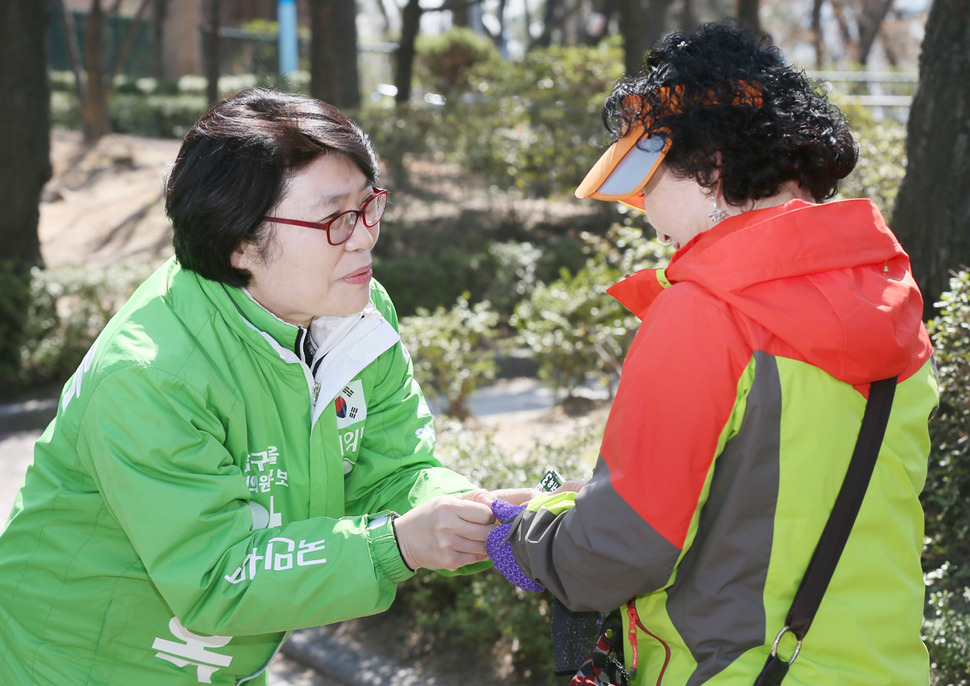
[37,129,612,685]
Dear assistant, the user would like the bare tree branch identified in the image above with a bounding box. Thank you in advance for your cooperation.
[52,0,87,103]
[105,0,152,99]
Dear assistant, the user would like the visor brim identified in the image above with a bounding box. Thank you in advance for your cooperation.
[575,125,670,206]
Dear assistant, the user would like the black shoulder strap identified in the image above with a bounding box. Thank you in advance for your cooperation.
[755,376,898,686]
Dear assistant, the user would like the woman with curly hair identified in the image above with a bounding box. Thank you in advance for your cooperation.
[487,21,937,686]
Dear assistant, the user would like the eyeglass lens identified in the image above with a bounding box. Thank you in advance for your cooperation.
[329,191,387,244]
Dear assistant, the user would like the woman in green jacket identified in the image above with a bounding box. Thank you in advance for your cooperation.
[0,89,519,685]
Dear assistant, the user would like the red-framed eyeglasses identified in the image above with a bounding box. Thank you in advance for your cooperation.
[263,187,389,246]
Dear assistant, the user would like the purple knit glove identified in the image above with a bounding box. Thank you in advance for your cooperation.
[487,499,545,592]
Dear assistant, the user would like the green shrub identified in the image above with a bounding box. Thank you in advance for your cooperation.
[479,241,544,321]
[512,222,672,401]
[49,71,305,139]
[395,420,598,685]
[923,269,970,683]
[925,584,970,686]
[19,262,152,388]
[0,261,35,397]
[109,93,209,138]
[415,26,500,95]
[400,294,500,419]
[430,38,625,197]
[924,269,970,582]
[837,102,907,217]
[350,102,443,189]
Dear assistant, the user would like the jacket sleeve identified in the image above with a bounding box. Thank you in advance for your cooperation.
[77,365,415,637]
[509,286,753,612]
[342,287,480,518]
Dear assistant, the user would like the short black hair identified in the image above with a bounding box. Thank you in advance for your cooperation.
[165,88,379,287]
[604,20,858,204]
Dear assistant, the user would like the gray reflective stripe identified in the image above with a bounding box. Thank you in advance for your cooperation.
[670,351,781,686]
[511,456,680,613]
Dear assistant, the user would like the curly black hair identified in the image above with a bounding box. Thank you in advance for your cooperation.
[604,20,858,204]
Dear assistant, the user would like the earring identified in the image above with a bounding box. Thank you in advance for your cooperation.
[709,196,728,224]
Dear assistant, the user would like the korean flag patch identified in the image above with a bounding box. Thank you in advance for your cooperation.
[335,379,367,429]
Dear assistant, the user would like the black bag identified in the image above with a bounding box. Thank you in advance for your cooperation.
[559,607,627,686]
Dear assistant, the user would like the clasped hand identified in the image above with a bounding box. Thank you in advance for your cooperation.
[392,483,583,572]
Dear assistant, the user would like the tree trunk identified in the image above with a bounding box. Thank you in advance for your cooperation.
[811,0,825,68]
[394,0,422,104]
[531,0,560,48]
[891,0,970,319]
[736,0,761,33]
[0,0,51,392]
[617,0,646,75]
[81,0,111,142]
[856,0,894,65]
[152,0,169,81]
[829,0,854,51]
[682,0,697,29]
[105,0,152,100]
[205,0,221,106]
[158,0,203,79]
[54,0,87,102]
[618,0,674,76]
[310,0,360,109]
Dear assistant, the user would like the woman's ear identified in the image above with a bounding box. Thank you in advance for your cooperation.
[230,241,253,271]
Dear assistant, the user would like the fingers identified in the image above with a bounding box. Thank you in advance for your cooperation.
[552,479,586,494]
[488,487,539,506]
[454,489,493,506]
[394,495,496,571]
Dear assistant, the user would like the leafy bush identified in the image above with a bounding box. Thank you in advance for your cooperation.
[0,261,35,397]
[923,269,970,684]
[925,584,970,686]
[395,420,598,685]
[415,26,500,95]
[350,102,443,189]
[479,241,544,321]
[512,222,672,401]
[400,295,500,419]
[837,102,908,216]
[430,38,625,197]
[49,70,303,139]
[18,262,151,388]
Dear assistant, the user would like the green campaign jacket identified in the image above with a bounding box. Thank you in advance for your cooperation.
[510,200,939,685]
[0,257,478,685]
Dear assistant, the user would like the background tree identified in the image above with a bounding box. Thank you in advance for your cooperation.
[204,0,222,106]
[392,0,485,105]
[0,0,51,395]
[854,0,895,65]
[157,0,202,80]
[825,0,897,65]
[54,0,152,143]
[310,0,361,109]
[892,0,970,319]
[395,0,422,103]
[737,0,761,32]
[616,0,677,75]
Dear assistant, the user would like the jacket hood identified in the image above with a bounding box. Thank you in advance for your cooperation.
[609,199,931,385]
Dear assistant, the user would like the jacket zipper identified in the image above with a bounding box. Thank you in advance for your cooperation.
[626,599,671,685]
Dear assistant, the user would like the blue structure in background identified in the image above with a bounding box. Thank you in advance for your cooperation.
[278,0,298,75]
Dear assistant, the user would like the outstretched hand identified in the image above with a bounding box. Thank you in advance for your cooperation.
[393,492,494,571]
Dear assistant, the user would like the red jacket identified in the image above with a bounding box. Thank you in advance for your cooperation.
[511,199,937,685]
